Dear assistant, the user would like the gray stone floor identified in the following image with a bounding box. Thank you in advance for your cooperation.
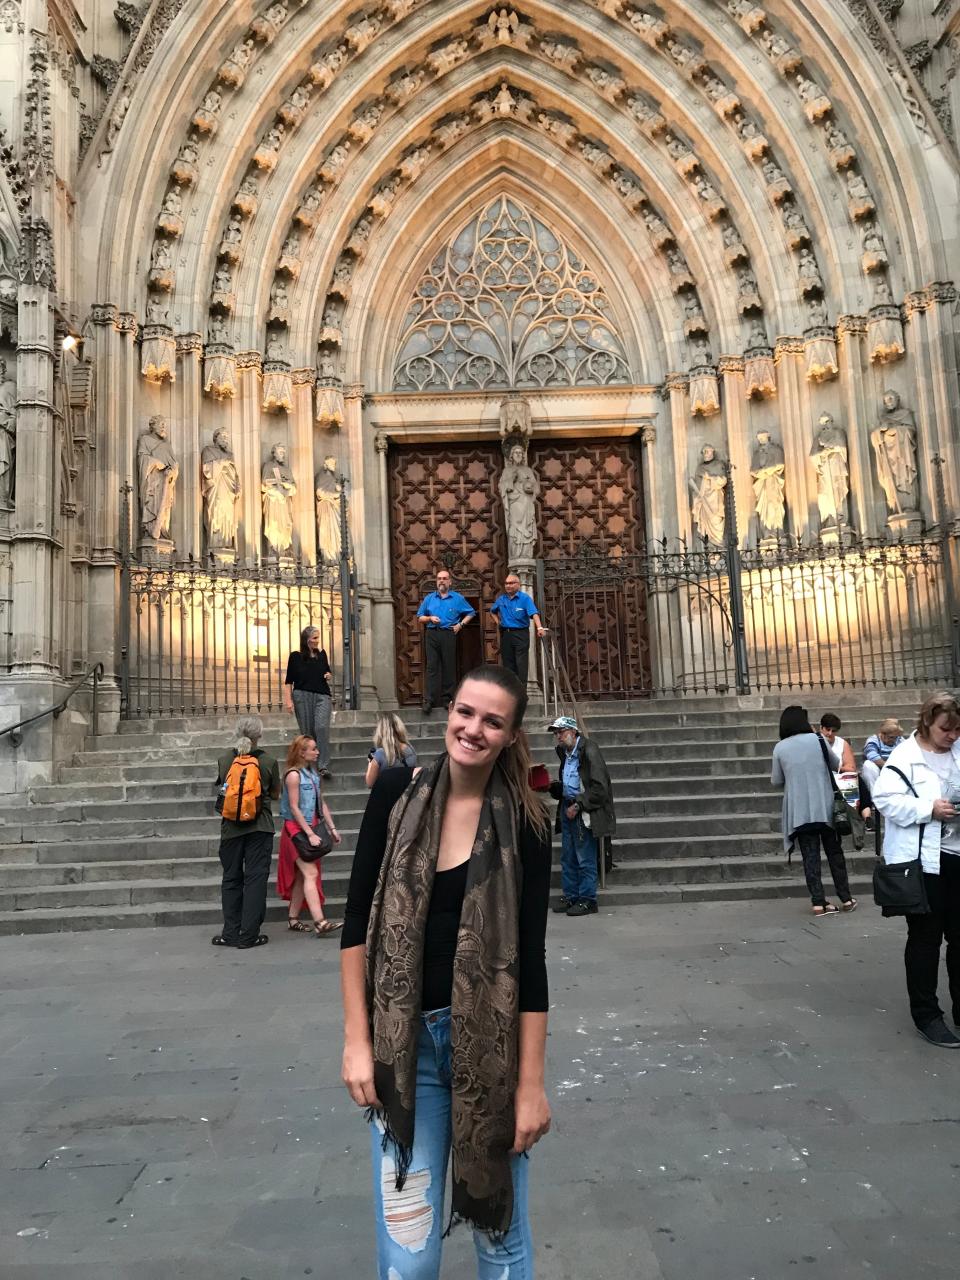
[1,901,958,1279]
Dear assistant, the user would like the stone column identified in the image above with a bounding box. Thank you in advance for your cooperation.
[369,431,398,707]
[290,371,315,564]
[638,423,659,545]
[905,287,960,518]
[234,354,262,563]
[773,340,811,540]
[836,316,872,536]
[174,334,202,558]
[665,374,690,541]
[719,357,751,541]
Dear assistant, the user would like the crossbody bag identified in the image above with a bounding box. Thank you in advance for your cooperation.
[872,764,930,915]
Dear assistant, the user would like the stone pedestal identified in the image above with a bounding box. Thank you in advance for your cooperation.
[886,511,923,541]
[138,536,174,563]
[509,556,542,694]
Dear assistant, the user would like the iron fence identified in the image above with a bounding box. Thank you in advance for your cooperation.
[539,530,959,700]
[120,557,345,720]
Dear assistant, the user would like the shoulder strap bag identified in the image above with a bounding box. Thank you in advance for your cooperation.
[285,769,333,862]
[871,764,930,915]
[816,734,865,849]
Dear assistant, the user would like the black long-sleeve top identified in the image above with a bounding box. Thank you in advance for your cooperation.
[284,649,331,694]
[341,769,551,1012]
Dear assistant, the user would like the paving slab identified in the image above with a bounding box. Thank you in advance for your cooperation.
[0,901,958,1277]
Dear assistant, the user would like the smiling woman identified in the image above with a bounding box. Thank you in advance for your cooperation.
[340,665,552,1277]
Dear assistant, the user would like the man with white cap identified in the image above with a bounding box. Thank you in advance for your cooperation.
[547,715,616,917]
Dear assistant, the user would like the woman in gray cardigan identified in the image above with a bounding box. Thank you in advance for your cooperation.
[771,705,857,916]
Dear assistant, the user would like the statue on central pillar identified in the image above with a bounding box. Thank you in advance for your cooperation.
[499,434,540,562]
[750,431,786,539]
[137,414,179,551]
[870,389,920,532]
[690,443,727,546]
[261,443,297,559]
[200,428,241,558]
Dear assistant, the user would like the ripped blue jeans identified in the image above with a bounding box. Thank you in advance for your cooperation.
[371,1006,534,1279]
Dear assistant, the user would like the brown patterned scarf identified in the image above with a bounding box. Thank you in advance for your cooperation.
[365,754,521,1236]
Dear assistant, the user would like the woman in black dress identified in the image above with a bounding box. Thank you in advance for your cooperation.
[283,626,333,779]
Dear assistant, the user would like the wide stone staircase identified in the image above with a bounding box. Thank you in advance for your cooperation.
[0,694,924,934]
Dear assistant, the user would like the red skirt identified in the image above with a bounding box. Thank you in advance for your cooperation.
[277,819,324,907]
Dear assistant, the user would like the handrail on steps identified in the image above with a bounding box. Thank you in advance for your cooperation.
[0,663,105,748]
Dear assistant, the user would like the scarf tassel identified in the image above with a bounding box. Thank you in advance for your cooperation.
[364,1105,413,1190]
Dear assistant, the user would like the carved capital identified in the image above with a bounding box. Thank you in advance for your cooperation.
[175,331,203,354]
[235,350,263,372]
[344,382,365,400]
[639,424,657,447]
[291,366,315,385]
[836,314,868,336]
[116,312,138,336]
[664,372,689,394]
[374,432,389,454]
[717,355,745,375]
[774,336,804,360]
[903,290,929,316]
[927,281,958,305]
[90,302,120,326]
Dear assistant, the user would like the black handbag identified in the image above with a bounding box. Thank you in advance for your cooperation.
[872,765,930,915]
[816,735,865,849]
[291,818,333,862]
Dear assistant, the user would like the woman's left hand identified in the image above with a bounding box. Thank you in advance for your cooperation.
[330,828,342,845]
[512,1082,551,1154]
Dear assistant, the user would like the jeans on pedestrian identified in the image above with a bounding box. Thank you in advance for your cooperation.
[370,1007,533,1279]
[794,825,851,907]
[905,855,960,1029]
[218,829,273,945]
[292,688,331,770]
[560,807,598,904]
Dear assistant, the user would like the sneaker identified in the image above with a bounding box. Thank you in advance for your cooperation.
[566,900,592,917]
[916,1017,960,1048]
[584,900,598,914]
[552,896,572,913]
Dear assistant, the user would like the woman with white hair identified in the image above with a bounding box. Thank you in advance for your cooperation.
[211,717,281,949]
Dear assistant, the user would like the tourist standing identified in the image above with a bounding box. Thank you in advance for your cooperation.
[416,569,475,713]
[340,665,551,1277]
[873,691,960,1048]
[364,712,417,788]
[771,705,856,916]
[278,734,342,935]
[284,625,333,779]
[548,715,616,918]
[862,717,905,793]
[212,717,280,949]
[489,572,547,686]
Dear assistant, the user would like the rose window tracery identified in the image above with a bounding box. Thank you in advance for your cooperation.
[393,196,632,391]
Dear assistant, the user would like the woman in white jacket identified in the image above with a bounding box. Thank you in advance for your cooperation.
[872,691,960,1049]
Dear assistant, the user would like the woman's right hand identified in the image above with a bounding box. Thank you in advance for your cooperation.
[342,1038,381,1108]
[933,798,957,821]
[307,830,321,847]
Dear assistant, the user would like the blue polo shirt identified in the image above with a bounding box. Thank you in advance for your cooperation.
[417,590,474,629]
[490,591,539,630]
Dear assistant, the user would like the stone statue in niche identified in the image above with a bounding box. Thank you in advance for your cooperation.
[137,414,179,546]
[810,413,849,532]
[690,444,727,546]
[499,435,540,562]
[201,428,241,555]
[871,390,919,517]
[0,357,15,506]
[750,431,786,537]
[261,444,297,557]
[315,456,342,564]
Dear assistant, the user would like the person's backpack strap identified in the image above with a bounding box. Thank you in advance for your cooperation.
[883,764,925,859]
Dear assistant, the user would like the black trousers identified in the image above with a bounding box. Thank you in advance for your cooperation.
[795,825,851,907]
[905,857,960,1029]
[500,628,530,685]
[424,629,457,708]
[218,830,274,946]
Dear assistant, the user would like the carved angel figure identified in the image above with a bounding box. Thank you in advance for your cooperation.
[489,8,519,42]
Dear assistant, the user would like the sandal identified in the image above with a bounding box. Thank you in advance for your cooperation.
[314,919,343,935]
[841,898,858,913]
[287,918,311,932]
[812,903,840,916]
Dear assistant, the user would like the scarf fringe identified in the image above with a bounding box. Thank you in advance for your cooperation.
[442,1207,508,1247]
[364,1105,413,1190]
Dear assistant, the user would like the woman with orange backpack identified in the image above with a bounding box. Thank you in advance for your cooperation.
[278,735,343,935]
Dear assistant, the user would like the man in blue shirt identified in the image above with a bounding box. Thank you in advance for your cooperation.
[416,569,475,712]
[489,573,547,686]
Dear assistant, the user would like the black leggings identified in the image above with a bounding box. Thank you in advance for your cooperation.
[794,825,851,907]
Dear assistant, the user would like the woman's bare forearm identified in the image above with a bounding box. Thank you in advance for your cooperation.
[518,1011,547,1086]
[341,945,371,1045]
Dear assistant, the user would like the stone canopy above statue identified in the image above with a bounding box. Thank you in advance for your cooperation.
[392,194,632,392]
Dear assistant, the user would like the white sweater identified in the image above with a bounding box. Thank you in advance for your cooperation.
[872,733,960,874]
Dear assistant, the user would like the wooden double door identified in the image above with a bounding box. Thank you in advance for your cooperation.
[388,438,648,705]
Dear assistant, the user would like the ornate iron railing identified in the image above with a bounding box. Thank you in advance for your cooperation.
[119,557,344,720]
[539,529,959,699]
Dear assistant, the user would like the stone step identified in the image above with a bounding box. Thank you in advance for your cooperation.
[0,874,875,935]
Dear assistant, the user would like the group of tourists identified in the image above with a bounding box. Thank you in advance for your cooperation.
[773,693,960,1050]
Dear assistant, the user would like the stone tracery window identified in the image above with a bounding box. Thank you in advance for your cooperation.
[393,196,632,391]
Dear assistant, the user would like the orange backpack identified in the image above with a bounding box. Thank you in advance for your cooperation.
[217,753,264,824]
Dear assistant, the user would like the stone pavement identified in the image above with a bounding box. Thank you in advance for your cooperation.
[1,901,958,1280]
